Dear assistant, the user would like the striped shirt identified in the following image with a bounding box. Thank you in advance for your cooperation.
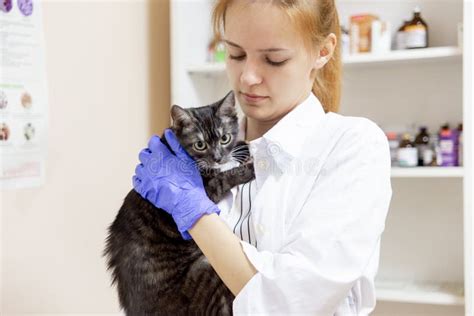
[218,116,262,248]
[218,180,258,247]
[230,180,258,247]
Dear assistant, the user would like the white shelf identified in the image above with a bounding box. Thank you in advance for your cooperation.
[376,280,464,306]
[391,167,464,178]
[187,46,462,75]
[343,46,462,67]
[188,62,226,74]
[187,62,225,75]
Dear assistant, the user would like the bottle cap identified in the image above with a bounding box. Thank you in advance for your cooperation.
[440,129,452,137]
[414,6,421,13]
[386,132,398,140]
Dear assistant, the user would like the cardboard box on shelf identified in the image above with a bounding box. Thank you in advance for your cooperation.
[350,14,379,53]
[371,20,392,53]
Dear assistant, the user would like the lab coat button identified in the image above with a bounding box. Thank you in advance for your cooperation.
[257,224,265,235]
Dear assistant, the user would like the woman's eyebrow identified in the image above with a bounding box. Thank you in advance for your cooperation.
[223,40,289,52]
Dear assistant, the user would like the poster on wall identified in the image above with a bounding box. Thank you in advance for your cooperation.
[0,0,48,189]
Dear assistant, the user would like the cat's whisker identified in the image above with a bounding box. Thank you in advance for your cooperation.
[231,158,247,165]
[230,144,248,151]
[230,151,248,156]
[231,143,247,148]
[230,145,249,154]
[231,154,249,161]
[231,152,248,157]
[231,156,249,164]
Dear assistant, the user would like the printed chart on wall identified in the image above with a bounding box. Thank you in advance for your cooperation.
[0,0,48,189]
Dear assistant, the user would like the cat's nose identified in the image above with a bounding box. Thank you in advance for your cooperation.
[214,154,223,163]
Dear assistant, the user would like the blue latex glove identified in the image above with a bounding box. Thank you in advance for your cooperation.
[133,128,220,240]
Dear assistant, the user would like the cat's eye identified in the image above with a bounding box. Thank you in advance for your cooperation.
[220,134,232,145]
[193,141,207,151]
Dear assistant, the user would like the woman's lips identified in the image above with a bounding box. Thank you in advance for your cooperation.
[241,92,268,104]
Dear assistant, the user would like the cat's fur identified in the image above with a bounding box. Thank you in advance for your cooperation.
[104,91,255,315]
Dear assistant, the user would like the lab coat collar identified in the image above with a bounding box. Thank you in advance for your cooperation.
[237,92,326,172]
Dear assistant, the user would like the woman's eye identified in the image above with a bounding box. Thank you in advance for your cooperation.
[229,55,288,66]
[220,134,232,145]
[266,58,288,66]
[193,141,207,151]
[229,54,245,61]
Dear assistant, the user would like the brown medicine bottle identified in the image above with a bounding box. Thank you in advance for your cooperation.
[405,6,429,49]
[414,127,430,166]
[397,133,418,167]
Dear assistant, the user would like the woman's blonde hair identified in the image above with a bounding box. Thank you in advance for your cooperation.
[212,0,342,113]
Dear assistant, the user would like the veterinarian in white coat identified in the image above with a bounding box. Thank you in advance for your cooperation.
[218,91,392,315]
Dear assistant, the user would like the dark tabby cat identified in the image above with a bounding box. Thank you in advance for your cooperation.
[104,91,255,315]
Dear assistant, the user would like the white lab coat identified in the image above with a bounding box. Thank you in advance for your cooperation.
[217,92,392,315]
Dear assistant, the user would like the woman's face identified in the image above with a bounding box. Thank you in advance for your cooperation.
[224,1,318,123]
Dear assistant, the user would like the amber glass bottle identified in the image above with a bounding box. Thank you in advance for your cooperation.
[405,6,429,49]
[414,127,430,166]
[397,133,418,167]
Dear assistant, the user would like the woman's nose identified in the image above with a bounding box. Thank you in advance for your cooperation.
[240,60,263,86]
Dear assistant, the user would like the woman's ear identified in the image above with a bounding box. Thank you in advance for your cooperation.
[314,55,329,69]
[313,33,337,69]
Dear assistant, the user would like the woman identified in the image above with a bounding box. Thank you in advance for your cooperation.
[133,0,392,314]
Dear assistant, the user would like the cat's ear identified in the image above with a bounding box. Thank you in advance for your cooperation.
[171,105,192,129]
[217,90,236,117]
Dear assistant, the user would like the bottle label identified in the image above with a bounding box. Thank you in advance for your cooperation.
[396,32,406,50]
[405,25,427,48]
[397,148,418,167]
[416,144,428,159]
[423,148,434,166]
[439,139,457,166]
[439,139,454,153]
[389,140,399,165]
[388,140,399,149]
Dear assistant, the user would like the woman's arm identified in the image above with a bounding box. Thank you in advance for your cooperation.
[189,213,257,296]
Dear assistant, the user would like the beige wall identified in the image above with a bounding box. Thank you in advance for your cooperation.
[1,0,170,313]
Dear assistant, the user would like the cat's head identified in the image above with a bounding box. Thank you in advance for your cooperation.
[170,91,242,171]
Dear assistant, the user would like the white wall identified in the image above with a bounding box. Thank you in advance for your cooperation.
[1,0,170,314]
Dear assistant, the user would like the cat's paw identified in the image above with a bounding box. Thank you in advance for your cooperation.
[233,161,255,181]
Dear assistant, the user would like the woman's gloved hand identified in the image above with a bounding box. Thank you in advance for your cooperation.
[133,128,220,240]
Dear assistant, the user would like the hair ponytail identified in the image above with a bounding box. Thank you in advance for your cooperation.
[311,0,342,113]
